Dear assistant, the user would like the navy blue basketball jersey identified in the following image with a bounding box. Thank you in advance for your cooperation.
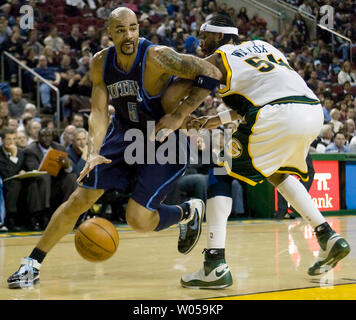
[102,38,172,130]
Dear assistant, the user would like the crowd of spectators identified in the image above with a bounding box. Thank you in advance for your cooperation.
[0,0,355,231]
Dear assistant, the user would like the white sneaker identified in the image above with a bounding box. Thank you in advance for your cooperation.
[181,259,233,289]
[7,257,41,289]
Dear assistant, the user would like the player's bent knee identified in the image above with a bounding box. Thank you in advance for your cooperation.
[126,200,158,233]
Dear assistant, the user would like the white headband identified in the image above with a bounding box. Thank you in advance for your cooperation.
[200,23,238,35]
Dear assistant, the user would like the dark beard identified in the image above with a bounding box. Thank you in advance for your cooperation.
[120,42,136,55]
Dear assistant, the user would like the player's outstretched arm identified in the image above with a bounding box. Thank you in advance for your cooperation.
[77,50,112,183]
[150,46,222,81]
[149,47,222,141]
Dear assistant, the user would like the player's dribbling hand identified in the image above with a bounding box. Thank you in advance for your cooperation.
[77,155,112,184]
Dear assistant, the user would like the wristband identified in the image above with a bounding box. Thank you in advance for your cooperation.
[193,75,220,91]
[218,110,233,124]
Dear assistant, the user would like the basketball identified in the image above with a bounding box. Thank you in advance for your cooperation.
[75,217,119,262]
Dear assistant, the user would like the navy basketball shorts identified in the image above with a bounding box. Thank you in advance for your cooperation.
[81,120,188,211]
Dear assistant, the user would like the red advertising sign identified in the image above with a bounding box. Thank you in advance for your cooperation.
[274,160,340,212]
[309,160,340,211]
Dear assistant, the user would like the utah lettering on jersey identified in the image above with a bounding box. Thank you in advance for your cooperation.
[107,80,143,102]
[232,43,268,58]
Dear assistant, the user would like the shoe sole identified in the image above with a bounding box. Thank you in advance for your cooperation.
[181,200,205,255]
[308,240,351,276]
[181,282,232,290]
[8,277,39,289]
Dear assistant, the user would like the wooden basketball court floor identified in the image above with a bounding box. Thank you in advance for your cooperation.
[0,216,356,300]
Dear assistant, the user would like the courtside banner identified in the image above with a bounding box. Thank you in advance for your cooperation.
[309,160,340,212]
[274,160,340,212]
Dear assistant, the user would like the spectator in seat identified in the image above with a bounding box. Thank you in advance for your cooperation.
[0,15,12,50]
[66,24,83,54]
[330,108,343,133]
[4,28,23,84]
[76,55,90,77]
[314,60,329,82]
[98,35,113,51]
[42,46,58,68]
[60,124,76,148]
[337,81,354,102]
[22,29,44,57]
[8,87,28,119]
[338,60,356,85]
[27,119,41,145]
[71,113,84,129]
[96,1,112,19]
[311,124,334,153]
[58,55,73,75]
[18,112,33,133]
[150,0,168,17]
[329,56,342,80]
[15,130,28,150]
[298,0,312,15]
[0,128,26,230]
[322,97,334,123]
[85,25,100,54]
[66,127,87,177]
[296,46,314,66]
[344,118,356,141]
[24,128,77,229]
[307,70,320,92]
[24,104,40,123]
[43,25,64,54]
[33,55,61,114]
[346,106,355,122]
[339,101,348,122]
[326,132,350,153]
[7,117,19,131]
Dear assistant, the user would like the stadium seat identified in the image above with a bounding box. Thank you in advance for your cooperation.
[55,23,68,34]
[55,15,67,24]
[67,16,80,24]
[332,84,343,95]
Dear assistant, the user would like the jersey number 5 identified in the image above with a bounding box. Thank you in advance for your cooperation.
[128,102,139,122]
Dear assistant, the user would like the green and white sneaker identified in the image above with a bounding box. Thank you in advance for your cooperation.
[308,231,350,276]
[181,258,233,289]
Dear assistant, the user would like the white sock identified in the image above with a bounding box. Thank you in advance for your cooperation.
[277,175,326,228]
[206,196,232,249]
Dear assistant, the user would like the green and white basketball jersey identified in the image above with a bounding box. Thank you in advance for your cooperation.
[216,40,318,110]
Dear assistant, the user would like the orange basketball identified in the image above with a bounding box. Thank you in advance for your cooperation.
[75,217,119,262]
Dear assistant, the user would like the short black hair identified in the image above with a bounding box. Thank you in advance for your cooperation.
[0,128,16,139]
[207,14,239,46]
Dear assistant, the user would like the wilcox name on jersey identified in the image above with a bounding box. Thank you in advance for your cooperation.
[231,43,269,58]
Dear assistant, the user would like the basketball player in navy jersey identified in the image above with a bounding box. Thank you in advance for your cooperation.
[7,7,222,289]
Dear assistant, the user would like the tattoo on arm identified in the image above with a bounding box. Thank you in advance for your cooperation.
[153,47,221,80]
